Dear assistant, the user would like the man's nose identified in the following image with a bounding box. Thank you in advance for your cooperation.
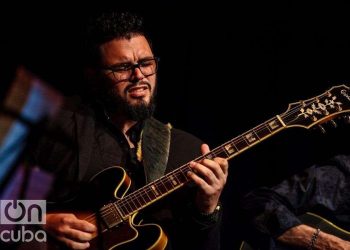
[130,66,145,81]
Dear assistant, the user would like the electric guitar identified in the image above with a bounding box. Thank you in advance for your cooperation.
[239,212,350,250]
[48,85,350,249]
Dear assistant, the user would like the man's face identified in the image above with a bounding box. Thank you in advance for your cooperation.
[99,35,157,120]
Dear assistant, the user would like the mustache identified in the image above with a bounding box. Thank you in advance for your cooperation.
[124,81,152,94]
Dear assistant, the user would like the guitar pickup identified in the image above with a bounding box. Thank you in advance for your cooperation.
[99,203,123,229]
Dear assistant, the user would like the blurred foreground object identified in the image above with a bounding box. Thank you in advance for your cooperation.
[0,66,63,198]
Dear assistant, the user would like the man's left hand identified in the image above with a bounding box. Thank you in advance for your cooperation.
[188,144,229,213]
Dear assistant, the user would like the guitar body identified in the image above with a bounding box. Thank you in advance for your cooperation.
[240,212,350,250]
[298,213,350,241]
[51,167,168,250]
[87,214,167,250]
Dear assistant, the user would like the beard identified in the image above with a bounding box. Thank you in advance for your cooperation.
[101,81,156,122]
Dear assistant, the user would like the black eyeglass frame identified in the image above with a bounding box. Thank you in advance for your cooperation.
[102,57,160,81]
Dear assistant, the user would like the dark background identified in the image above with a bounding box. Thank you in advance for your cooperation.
[1,1,350,249]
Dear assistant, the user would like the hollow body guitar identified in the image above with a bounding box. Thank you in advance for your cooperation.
[48,85,350,249]
[240,212,350,250]
[71,166,168,250]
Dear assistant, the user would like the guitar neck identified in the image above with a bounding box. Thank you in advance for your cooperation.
[112,115,286,219]
[90,85,350,231]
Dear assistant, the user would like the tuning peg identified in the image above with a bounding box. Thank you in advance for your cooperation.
[318,125,326,134]
[329,120,337,128]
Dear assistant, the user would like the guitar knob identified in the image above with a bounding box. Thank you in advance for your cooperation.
[318,125,326,134]
[343,115,350,124]
[329,120,337,128]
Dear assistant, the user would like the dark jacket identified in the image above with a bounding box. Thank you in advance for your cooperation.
[32,99,222,250]
[240,155,350,249]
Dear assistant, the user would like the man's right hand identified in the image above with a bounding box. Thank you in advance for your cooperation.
[44,213,97,249]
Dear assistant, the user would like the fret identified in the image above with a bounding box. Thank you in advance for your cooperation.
[243,131,258,144]
[175,169,188,183]
[127,198,138,211]
[268,118,282,131]
[265,121,272,132]
[215,149,228,158]
[181,165,191,180]
[120,202,132,215]
[211,149,229,159]
[172,171,182,185]
[120,204,132,217]
[136,193,147,206]
[132,186,156,208]
[163,177,175,190]
[224,142,237,156]
[131,195,141,208]
[147,186,157,199]
[256,124,272,138]
[141,189,152,203]
[219,147,230,158]
[169,174,179,187]
[114,202,127,218]
[125,194,146,215]
[205,152,214,160]
[234,136,250,151]
[252,129,261,140]
[150,184,161,197]
[116,199,135,218]
[155,180,168,194]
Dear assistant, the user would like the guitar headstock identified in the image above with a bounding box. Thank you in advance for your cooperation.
[281,85,350,129]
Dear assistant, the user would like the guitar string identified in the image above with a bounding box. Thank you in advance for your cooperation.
[82,165,191,224]
[115,166,190,214]
[106,91,336,216]
[280,92,339,124]
[193,91,333,161]
[279,90,339,124]
[91,93,328,222]
[204,92,337,158]
[92,165,192,222]
[82,161,194,222]
[83,90,341,224]
[86,91,342,225]
[106,88,348,223]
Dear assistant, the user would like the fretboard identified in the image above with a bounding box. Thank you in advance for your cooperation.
[113,115,286,219]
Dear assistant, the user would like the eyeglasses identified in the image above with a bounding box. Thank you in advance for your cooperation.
[103,57,159,81]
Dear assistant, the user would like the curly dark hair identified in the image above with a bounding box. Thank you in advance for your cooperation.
[84,10,151,66]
